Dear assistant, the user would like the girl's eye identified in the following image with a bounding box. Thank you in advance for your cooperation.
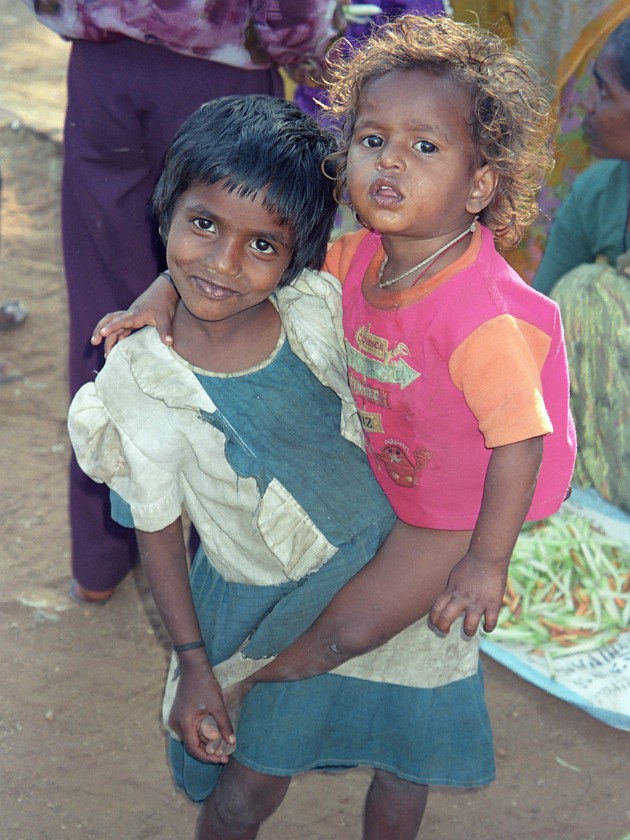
[415,140,437,154]
[360,134,383,149]
[192,217,216,232]
[252,238,275,255]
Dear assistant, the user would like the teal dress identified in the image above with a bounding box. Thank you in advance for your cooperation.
[113,336,495,800]
[533,159,629,295]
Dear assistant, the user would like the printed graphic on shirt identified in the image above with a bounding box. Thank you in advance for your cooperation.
[345,324,421,389]
[347,324,432,488]
[372,439,433,488]
[358,409,384,433]
[348,371,390,409]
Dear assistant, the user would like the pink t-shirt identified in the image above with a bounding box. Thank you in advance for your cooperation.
[330,225,576,530]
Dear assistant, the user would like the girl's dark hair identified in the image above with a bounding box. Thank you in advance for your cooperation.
[323,14,554,248]
[608,19,630,92]
[152,95,338,286]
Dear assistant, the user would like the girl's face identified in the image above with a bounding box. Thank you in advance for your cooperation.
[346,69,494,248]
[166,180,294,328]
[582,42,630,161]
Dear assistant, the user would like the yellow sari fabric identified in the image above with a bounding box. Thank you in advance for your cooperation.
[451,0,629,281]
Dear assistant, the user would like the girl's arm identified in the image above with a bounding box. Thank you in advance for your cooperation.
[135,519,235,763]
[429,435,543,636]
[91,273,179,357]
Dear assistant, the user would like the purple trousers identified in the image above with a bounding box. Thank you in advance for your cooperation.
[64,38,283,591]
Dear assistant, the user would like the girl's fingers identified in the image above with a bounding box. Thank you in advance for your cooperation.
[91,310,133,340]
[103,330,132,356]
[154,311,175,346]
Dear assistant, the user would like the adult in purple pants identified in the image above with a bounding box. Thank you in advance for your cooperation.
[26,0,342,602]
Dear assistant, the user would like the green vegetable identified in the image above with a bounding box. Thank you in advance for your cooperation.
[490,511,630,658]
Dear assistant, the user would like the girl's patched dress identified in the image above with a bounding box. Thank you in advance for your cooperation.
[68,270,495,802]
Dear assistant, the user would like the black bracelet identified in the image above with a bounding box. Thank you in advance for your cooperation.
[173,640,205,654]
[158,270,174,286]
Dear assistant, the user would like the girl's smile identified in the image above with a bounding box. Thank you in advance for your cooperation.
[191,275,239,300]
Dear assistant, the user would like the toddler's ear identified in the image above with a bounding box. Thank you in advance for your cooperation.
[466,164,498,214]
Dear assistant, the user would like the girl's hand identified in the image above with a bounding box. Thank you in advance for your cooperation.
[429,550,508,637]
[90,308,153,356]
[90,273,179,357]
[169,655,236,764]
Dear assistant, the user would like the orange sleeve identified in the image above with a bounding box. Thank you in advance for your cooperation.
[324,229,370,285]
[448,315,553,448]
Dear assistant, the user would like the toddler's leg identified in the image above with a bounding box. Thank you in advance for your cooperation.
[196,758,291,840]
[363,769,428,840]
[225,522,474,693]
[301,521,474,664]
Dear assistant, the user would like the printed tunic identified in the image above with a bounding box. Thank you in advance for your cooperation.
[328,225,577,530]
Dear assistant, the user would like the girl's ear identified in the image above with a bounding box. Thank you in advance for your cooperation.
[466,164,499,214]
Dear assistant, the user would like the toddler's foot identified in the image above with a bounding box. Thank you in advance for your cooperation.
[199,678,251,759]
[199,715,236,761]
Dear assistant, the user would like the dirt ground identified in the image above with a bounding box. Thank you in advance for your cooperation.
[1,5,629,839]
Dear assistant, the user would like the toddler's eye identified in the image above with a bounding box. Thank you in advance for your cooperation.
[415,140,437,154]
[252,239,275,255]
[193,217,216,232]
[360,135,383,148]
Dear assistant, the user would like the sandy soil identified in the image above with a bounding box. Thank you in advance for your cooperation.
[1,4,629,839]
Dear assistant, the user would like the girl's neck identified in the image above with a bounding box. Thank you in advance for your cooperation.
[171,299,281,374]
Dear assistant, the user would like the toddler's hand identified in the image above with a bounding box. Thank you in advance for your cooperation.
[429,550,508,637]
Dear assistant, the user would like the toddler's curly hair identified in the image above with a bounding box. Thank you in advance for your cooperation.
[324,14,554,248]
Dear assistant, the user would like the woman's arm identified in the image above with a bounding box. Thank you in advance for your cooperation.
[136,519,235,762]
[91,273,179,356]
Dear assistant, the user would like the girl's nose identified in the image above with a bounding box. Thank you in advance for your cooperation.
[206,239,241,278]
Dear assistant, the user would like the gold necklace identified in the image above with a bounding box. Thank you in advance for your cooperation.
[377,220,477,289]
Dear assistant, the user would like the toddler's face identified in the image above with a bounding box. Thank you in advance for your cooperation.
[166,180,294,327]
[346,68,492,244]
